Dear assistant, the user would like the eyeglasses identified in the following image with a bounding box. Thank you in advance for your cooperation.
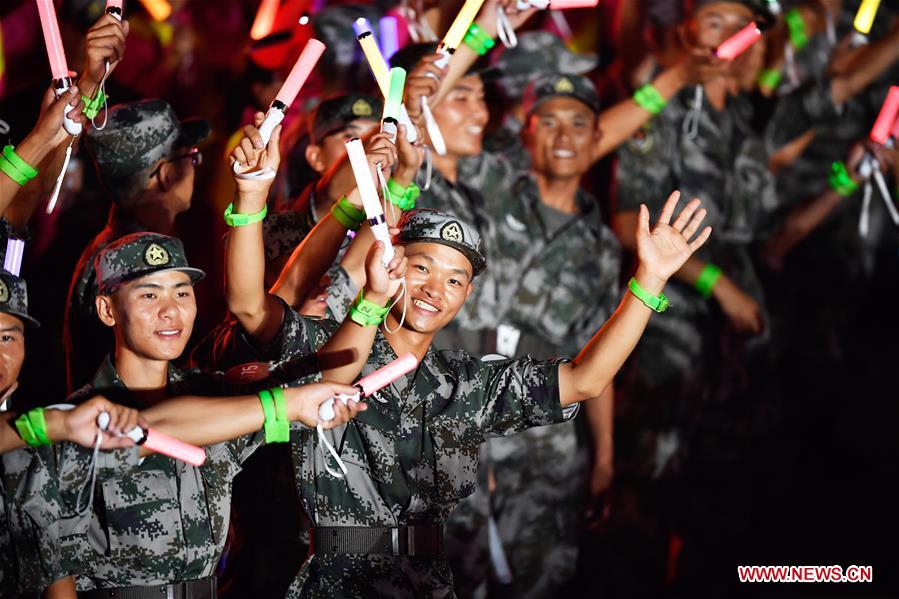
[149,148,203,181]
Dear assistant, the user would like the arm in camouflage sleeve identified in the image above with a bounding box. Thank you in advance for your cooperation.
[559,192,711,406]
[830,19,899,106]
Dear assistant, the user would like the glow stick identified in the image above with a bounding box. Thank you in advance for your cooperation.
[138,0,171,22]
[257,38,326,146]
[353,17,375,39]
[126,426,207,466]
[548,0,599,8]
[381,67,406,141]
[319,353,418,421]
[251,0,280,40]
[891,110,899,141]
[869,86,899,145]
[106,0,124,19]
[437,0,486,61]
[4,239,24,277]
[345,138,395,266]
[357,31,419,142]
[715,22,761,60]
[35,0,68,80]
[35,0,81,136]
[853,0,880,35]
[379,16,400,59]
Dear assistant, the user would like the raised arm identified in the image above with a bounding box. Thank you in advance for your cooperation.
[559,191,711,406]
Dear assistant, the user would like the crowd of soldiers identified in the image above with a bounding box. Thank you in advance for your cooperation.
[1,0,898,597]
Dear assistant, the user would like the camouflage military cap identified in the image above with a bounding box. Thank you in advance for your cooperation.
[523,73,600,117]
[395,209,486,276]
[85,99,210,196]
[492,32,597,100]
[0,270,39,328]
[95,232,205,294]
[311,94,383,143]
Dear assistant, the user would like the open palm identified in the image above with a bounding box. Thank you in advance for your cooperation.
[636,191,712,281]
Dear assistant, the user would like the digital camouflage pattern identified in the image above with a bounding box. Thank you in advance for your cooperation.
[94,232,206,294]
[1,446,66,597]
[491,31,597,101]
[0,270,40,327]
[395,208,487,275]
[57,357,264,589]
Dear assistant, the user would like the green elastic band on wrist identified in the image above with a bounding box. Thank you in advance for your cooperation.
[758,68,782,91]
[829,161,859,197]
[268,387,290,443]
[385,179,420,211]
[694,264,722,299]
[14,413,38,446]
[224,202,268,227]
[0,155,29,186]
[633,84,667,115]
[330,197,365,231]
[785,8,809,50]
[628,277,670,313]
[2,145,38,181]
[82,90,106,120]
[463,23,495,56]
[15,408,51,447]
[259,389,289,443]
[349,289,390,327]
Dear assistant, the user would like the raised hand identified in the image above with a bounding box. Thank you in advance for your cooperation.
[231,111,282,201]
[364,241,408,299]
[286,382,368,429]
[636,191,711,285]
[32,86,88,147]
[395,124,425,185]
[82,13,129,90]
[64,396,144,450]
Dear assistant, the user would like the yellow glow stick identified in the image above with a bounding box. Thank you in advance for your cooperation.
[853,0,880,35]
[139,0,172,22]
[439,0,486,53]
[357,31,390,97]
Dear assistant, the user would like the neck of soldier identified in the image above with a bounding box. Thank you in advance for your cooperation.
[382,312,434,363]
[128,200,181,235]
[114,345,170,403]
[432,151,459,185]
[534,170,580,215]
[703,76,729,111]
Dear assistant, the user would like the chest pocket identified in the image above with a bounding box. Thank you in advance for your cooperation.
[427,418,481,502]
[340,409,397,485]
[99,461,189,558]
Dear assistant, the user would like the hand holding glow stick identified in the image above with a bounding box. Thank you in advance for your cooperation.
[35,0,82,136]
[319,354,418,421]
[98,412,207,466]
[715,22,761,60]
[357,30,419,142]
[345,138,395,266]
[257,38,326,146]
[382,67,407,142]
[869,86,899,145]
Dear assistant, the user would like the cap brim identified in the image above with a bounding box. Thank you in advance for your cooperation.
[400,238,486,276]
[175,118,212,149]
[4,310,40,328]
[559,52,599,75]
[101,266,207,295]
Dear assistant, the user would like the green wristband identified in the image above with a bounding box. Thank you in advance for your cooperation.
[330,197,366,231]
[2,145,38,181]
[758,68,782,91]
[828,161,859,197]
[463,23,495,56]
[0,155,29,186]
[628,277,670,313]
[633,83,667,115]
[14,413,39,446]
[224,202,268,227]
[15,408,51,447]
[82,89,107,120]
[694,264,722,299]
[349,290,390,327]
[385,179,420,211]
[785,8,809,50]
[259,389,289,443]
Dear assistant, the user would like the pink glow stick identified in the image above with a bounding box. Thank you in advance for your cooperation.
[891,111,899,141]
[126,426,207,466]
[276,38,326,107]
[548,0,599,8]
[715,22,761,60]
[35,0,70,80]
[357,353,419,397]
[869,86,899,145]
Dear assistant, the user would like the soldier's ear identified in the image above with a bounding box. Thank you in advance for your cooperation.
[305,143,327,174]
[464,282,474,299]
[95,294,117,328]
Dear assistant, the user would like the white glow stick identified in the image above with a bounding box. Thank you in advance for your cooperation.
[345,138,395,266]
[4,239,24,276]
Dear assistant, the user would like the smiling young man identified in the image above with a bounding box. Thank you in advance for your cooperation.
[225,114,712,596]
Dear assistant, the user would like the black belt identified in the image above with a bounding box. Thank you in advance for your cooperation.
[313,525,444,556]
[78,576,216,599]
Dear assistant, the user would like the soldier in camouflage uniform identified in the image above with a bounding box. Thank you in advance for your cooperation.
[225,117,713,597]
[64,99,210,393]
[55,232,359,597]
[444,74,622,599]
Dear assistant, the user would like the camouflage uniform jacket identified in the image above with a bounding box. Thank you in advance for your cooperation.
[63,207,146,391]
[57,357,265,589]
[1,445,65,597]
[615,86,777,385]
